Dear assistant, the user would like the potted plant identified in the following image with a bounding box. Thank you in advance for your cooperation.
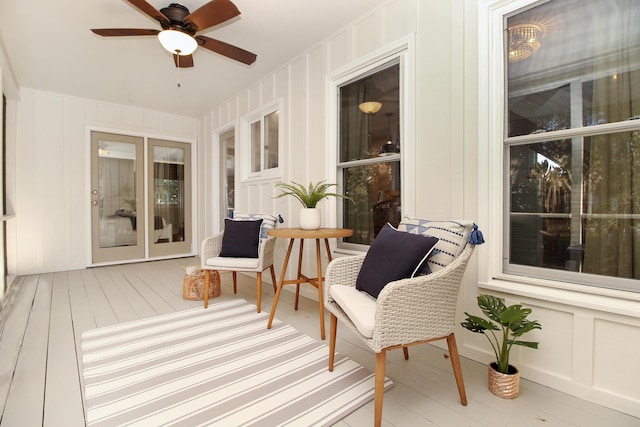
[461,294,542,398]
[274,180,353,229]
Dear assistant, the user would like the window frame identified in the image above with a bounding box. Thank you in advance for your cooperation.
[240,99,282,181]
[478,0,640,305]
[327,36,416,252]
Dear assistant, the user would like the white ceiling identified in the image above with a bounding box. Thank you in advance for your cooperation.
[0,0,389,117]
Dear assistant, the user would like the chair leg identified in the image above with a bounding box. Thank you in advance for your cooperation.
[402,346,409,360]
[256,272,262,313]
[204,270,210,309]
[374,350,387,427]
[232,271,237,294]
[328,314,337,371]
[446,333,467,406]
[269,265,277,293]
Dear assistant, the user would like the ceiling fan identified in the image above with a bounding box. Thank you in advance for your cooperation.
[91,0,257,68]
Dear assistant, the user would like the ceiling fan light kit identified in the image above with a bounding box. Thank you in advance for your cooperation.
[91,0,257,68]
[158,29,197,55]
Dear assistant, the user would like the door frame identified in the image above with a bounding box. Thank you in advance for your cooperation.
[87,127,197,266]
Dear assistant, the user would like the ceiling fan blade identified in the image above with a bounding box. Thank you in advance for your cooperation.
[173,54,194,68]
[91,28,160,37]
[185,0,240,32]
[196,35,256,65]
[127,0,170,26]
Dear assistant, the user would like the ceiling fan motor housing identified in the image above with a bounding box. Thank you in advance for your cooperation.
[160,3,195,34]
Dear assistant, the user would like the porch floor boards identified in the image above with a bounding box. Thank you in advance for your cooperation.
[0,257,638,426]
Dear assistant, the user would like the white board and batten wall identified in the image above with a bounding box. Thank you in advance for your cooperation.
[11,89,199,275]
[205,0,640,419]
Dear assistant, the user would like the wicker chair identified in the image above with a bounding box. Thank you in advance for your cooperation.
[324,239,476,427]
[201,214,278,313]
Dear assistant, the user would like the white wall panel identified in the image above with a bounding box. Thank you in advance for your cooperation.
[593,318,640,399]
[306,46,327,183]
[197,0,640,418]
[518,304,574,379]
[288,57,308,189]
[326,31,349,72]
[13,88,197,274]
[353,13,380,59]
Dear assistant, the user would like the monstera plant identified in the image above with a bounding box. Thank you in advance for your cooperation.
[461,294,542,398]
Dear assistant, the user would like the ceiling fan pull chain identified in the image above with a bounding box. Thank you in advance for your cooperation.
[176,52,182,88]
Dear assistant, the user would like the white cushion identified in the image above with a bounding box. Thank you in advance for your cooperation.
[330,285,377,338]
[396,218,474,273]
[205,256,260,270]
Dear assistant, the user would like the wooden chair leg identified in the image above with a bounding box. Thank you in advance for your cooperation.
[232,271,237,294]
[374,350,387,427]
[256,272,262,313]
[446,333,467,406]
[402,346,409,360]
[329,314,337,371]
[269,265,277,293]
[204,270,210,309]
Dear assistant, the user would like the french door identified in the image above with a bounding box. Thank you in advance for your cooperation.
[90,131,191,264]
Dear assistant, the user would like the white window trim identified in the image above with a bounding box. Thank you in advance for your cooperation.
[477,0,640,315]
[239,98,283,181]
[326,35,416,251]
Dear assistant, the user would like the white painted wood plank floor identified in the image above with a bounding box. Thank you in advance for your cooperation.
[0,257,638,427]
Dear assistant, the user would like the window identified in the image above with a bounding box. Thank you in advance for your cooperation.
[504,0,640,291]
[244,103,280,178]
[338,62,401,248]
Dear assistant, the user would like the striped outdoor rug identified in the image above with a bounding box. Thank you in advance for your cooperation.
[81,298,392,426]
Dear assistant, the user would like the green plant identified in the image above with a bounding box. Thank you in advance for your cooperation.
[461,294,541,374]
[274,180,353,208]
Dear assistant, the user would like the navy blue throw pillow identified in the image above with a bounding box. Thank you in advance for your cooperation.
[355,223,439,298]
[219,218,263,258]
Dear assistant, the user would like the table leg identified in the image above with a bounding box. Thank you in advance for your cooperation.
[324,238,332,262]
[268,238,295,329]
[315,238,325,340]
[295,239,304,310]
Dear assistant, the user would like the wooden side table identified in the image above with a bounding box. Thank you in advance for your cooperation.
[267,227,353,339]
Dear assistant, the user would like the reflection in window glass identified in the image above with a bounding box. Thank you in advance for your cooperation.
[504,0,640,290]
[508,131,640,281]
[98,141,137,248]
[343,162,401,245]
[338,62,401,247]
[153,146,185,243]
[250,121,261,173]
[265,111,279,170]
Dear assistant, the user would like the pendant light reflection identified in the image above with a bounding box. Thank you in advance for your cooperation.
[508,24,542,62]
[358,101,382,114]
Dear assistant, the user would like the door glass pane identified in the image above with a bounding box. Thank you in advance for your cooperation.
[220,129,235,223]
[98,140,138,248]
[264,111,279,169]
[153,146,185,243]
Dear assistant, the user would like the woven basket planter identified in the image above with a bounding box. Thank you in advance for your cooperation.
[488,363,520,399]
[182,267,221,300]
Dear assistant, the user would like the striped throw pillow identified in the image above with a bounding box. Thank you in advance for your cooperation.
[396,218,474,273]
[232,212,278,239]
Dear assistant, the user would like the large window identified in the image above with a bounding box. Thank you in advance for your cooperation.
[505,0,640,291]
[338,62,401,248]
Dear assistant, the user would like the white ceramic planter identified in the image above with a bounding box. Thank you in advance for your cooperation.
[299,208,321,230]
